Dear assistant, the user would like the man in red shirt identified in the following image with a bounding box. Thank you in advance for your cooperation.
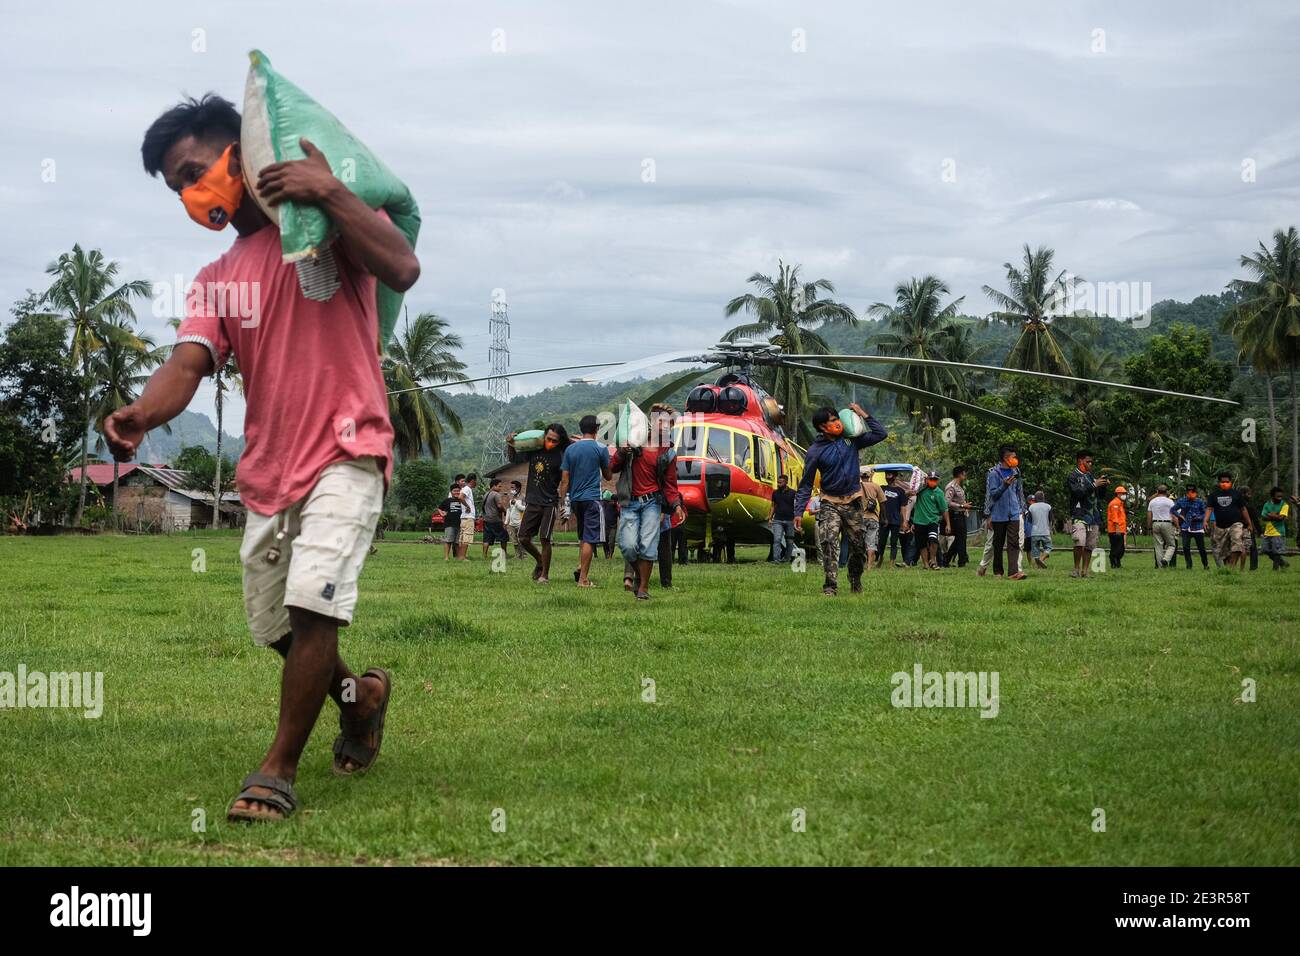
[105,94,419,823]
[611,404,685,601]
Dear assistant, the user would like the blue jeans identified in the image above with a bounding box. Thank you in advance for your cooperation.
[1030,535,1052,558]
[618,498,662,562]
[770,519,796,563]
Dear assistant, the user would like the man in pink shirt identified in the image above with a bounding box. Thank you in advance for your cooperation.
[105,94,419,822]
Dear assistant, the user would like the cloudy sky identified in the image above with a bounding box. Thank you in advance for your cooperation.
[2,0,1297,435]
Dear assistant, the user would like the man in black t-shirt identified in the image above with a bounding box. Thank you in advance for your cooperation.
[437,483,464,561]
[769,474,797,564]
[880,472,909,566]
[1209,471,1253,571]
[507,422,570,583]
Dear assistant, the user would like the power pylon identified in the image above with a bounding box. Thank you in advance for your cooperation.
[479,289,511,476]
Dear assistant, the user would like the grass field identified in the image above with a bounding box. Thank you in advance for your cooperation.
[1,532,1297,866]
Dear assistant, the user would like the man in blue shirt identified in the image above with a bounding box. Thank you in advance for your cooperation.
[560,414,612,587]
[1171,483,1208,569]
[983,443,1026,579]
[792,403,888,595]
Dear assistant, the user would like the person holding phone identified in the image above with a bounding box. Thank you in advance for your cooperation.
[1067,449,1109,579]
[983,444,1026,579]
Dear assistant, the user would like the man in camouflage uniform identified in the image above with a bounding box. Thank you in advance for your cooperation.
[792,404,889,595]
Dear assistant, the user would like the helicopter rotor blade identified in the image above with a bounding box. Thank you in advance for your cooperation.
[638,365,725,408]
[780,354,1238,406]
[563,349,716,385]
[776,360,1080,444]
[385,362,624,397]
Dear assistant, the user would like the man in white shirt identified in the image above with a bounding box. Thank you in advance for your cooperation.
[505,480,526,558]
[1147,484,1177,568]
[1027,492,1053,568]
[457,473,478,560]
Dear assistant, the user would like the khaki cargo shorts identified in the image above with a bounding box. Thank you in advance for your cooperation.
[1071,520,1099,550]
[240,457,384,646]
[1213,522,1246,560]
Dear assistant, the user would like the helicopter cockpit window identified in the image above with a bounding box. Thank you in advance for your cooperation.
[717,386,747,416]
[732,432,752,472]
[705,427,732,463]
[672,424,703,457]
[685,387,717,414]
[755,438,774,482]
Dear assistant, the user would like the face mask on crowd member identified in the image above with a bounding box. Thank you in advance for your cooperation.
[926,477,938,489]
[1219,478,1232,490]
[824,419,844,436]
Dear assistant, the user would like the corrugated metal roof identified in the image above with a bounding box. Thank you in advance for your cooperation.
[69,463,240,505]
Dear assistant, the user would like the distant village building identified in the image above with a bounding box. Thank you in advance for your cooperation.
[67,463,243,531]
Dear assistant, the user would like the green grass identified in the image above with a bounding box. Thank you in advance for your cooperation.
[1,533,1296,866]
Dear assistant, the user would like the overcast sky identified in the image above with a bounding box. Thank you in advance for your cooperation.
[3,0,1297,436]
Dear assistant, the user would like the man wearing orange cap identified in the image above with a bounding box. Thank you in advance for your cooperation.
[1107,485,1129,569]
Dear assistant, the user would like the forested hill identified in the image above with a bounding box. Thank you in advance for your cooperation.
[437,291,1242,477]
[127,292,1239,478]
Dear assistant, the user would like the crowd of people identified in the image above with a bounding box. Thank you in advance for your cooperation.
[436,403,1295,600]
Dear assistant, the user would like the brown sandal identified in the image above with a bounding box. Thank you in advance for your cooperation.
[332,668,392,776]
[227,773,298,823]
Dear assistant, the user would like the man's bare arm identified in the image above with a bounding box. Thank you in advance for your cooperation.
[256,139,419,292]
[103,342,212,461]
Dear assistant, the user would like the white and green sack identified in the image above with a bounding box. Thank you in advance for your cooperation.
[241,49,420,348]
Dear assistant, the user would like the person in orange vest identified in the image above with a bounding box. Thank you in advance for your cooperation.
[1107,485,1129,568]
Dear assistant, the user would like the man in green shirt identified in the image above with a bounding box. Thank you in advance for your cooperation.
[911,470,951,570]
[1260,486,1292,571]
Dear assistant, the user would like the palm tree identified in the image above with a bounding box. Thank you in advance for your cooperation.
[41,245,151,524]
[982,244,1079,375]
[91,320,166,522]
[1062,332,1124,445]
[722,261,857,442]
[866,276,969,440]
[166,317,242,525]
[1224,226,1300,495]
[383,311,469,460]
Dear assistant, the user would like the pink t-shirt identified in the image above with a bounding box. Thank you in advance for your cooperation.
[177,222,394,516]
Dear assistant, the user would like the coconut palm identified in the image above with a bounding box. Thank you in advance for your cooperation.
[1223,226,1300,495]
[41,245,151,524]
[867,276,969,438]
[166,317,242,524]
[383,311,469,460]
[91,320,167,521]
[722,261,857,442]
[982,244,1080,376]
[1062,335,1124,445]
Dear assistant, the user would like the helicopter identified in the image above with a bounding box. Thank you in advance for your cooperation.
[387,339,1238,559]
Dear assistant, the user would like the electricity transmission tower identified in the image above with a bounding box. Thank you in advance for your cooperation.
[479,289,511,476]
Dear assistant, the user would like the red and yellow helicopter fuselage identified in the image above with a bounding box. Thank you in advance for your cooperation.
[667,373,815,548]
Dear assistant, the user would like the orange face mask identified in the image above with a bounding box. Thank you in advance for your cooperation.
[544,439,558,450]
[926,479,938,488]
[1188,491,1198,499]
[1006,456,1019,468]
[824,420,844,436]
[181,144,244,230]
[1079,461,1091,473]
[1219,481,1231,490]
